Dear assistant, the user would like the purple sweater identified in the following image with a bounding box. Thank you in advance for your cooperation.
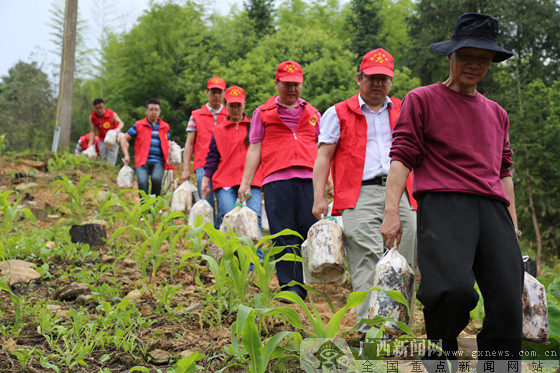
[389,82,513,205]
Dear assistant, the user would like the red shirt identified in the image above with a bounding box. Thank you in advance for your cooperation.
[191,106,229,170]
[210,117,263,190]
[79,134,100,156]
[390,82,513,205]
[331,94,416,215]
[133,117,174,170]
[90,108,118,140]
[258,96,320,179]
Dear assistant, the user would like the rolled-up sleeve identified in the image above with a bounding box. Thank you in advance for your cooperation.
[249,108,265,143]
[318,106,340,146]
[389,92,425,170]
[500,116,513,178]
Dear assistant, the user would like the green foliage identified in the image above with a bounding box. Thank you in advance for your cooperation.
[0,61,55,152]
[244,0,275,36]
[51,174,94,218]
[225,304,302,372]
[0,190,36,239]
[345,0,384,60]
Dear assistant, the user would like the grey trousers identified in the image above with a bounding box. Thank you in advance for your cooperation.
[98,140,119,166]
[341,184,417,333]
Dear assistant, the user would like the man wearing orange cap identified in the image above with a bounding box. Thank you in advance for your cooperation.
[312,48,417,335]
[182,77,229,224]
[239,61,320,301]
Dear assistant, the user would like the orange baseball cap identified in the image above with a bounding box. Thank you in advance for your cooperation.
[224,86,245,104]
[359,48,394,77]
[207,76,226,90]
[275,61,304,83]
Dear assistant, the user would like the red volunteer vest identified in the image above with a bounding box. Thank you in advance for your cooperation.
[331,94,416,215]
[79,134,100,156]
[90,108,118,140]
[191,105,229,170]
[133,117,174,170]
[211,116,263,190]
[259,96,319,178]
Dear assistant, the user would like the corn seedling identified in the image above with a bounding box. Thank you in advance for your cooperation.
[0,190,36,238]
[224,304,302,373]
[0,133,7,154]
[51,174,94,217]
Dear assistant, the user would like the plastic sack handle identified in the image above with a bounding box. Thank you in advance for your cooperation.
[380,246,401,274]
[525,275,539,307]
[234,198,244,208]
[323,216,337,223]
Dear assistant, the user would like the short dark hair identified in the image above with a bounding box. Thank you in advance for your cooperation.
[145,98,161,108]
[93,98,104,106]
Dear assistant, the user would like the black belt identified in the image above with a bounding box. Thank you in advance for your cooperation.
[362,176,387,186]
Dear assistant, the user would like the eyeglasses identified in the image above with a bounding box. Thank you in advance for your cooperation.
[362,74,392,84]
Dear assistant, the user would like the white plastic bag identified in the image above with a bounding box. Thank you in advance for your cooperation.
[305,218,345,282]
[522,272,549,343]
[368,247,415,336]
[170,181,199,213]
[220,203,261,240]
[188,199,214,227]
[168,143,182,164]
[302,239,345,285]
[104,129,118,148]
[327,202,344,228]
[117,165,134,188]
[82,145,97,160]
[161,169,176,195]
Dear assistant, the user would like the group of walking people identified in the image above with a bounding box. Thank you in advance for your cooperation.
[83,13,524,373]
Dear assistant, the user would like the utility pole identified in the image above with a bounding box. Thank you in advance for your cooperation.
[52,0,78,153]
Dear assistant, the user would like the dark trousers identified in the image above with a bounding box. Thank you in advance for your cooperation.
[263,178,317,299]
[416,193,523,370]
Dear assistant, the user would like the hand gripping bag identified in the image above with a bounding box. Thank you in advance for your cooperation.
[368,247,415,336]
[117,165,134,188]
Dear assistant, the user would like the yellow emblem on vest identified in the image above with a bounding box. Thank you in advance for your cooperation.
[103,122,111,129]
[309,115,317,126]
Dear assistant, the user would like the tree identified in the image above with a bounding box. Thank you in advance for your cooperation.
[102,2,208,141]
[0,62,56,152]
[243,0,275,36]
[52,0,78,153]
[345,0,384,61]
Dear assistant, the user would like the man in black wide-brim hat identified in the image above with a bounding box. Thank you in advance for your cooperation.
[381,13,523,373]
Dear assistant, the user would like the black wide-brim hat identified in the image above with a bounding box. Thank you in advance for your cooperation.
[431,13,513,62]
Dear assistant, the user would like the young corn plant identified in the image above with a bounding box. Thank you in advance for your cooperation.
[223,304,302,373]
[0,190,36,239]
[51,174,93,217]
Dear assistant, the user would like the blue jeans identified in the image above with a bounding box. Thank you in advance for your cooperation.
[195,167,217,226]
[217,186,263,260]
[136,162,164,197]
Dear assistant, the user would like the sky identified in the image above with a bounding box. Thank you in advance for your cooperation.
[0,0,242,79]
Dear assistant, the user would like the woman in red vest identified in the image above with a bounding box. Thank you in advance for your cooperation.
[201,87,263,236]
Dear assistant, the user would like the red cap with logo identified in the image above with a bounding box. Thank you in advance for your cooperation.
[224,86,245,104]
[207,76,226,90]
[275,61,304,83]
[359,48,394,77]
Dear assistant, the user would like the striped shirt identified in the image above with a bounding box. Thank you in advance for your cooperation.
[127,119,167,164]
